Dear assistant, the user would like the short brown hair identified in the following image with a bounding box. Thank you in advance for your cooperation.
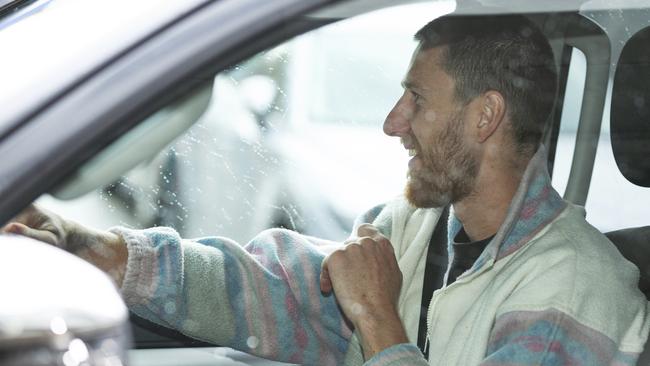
[415,14,557,155]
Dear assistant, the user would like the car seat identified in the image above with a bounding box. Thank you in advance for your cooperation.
[605,227,650,364]
[607,24,650,365]
[605,227,650,302]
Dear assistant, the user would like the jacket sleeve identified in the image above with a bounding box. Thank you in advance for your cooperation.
[477,244,649,366]
[358,279,647,366]
[362,344,429,366]
[478,307,645,366]
[113,226,353,365]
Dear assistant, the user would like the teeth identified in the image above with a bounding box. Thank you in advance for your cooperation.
[401,138,417,156]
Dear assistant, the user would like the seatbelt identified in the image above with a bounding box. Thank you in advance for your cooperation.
[416,205,450,359]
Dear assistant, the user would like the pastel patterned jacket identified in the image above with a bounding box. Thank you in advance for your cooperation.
[114,148,650,365]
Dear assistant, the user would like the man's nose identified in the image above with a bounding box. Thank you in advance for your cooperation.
[383,95,412,137]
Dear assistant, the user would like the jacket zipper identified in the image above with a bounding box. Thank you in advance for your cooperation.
[424,262,493,361]
[425,287,444,359]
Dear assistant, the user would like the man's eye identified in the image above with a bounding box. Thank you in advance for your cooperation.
[412,92,421,103]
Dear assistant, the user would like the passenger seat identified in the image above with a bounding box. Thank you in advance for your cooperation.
[606,227,650,301]
[605,227,650,365]
[606,23,650,365]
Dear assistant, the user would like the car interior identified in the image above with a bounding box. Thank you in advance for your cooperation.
[4,0,650,364]
[604,24,650,362]
[607,24,650,296]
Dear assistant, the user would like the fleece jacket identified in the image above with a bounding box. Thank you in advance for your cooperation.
[114,147,650,365]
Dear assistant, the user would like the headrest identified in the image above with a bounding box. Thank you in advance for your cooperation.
[605,226,650,300]
[611,27,650,187]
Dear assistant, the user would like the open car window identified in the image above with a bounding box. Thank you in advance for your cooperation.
[39,3,650,245]
[40,1,456,243]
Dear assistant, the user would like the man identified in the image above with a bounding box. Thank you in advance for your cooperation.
[3,14,649,366]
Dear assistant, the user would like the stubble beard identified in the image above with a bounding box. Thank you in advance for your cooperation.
[405,112,479,208]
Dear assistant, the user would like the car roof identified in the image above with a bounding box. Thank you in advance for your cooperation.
[310,0,647,19]
[0,0,208,137]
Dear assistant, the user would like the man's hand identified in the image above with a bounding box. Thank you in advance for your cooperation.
[1,204,128,286]
[1,204,71,249]
[320,224,408,359]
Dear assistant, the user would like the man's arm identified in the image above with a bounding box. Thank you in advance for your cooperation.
[4,205,431,365]
[2,205,353,365]
[478,308,645,366]
[321,224,418,361]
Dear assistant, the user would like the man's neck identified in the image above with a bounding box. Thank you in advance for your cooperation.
[452,159,528,242]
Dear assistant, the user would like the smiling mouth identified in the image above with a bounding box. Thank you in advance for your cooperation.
[400,137,418,157]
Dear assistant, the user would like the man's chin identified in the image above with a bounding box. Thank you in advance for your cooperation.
[404,181,451,208]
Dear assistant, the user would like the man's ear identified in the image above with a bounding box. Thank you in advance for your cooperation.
[475,90,506,143]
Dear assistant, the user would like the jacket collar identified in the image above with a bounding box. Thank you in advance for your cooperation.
[446,146,568,277]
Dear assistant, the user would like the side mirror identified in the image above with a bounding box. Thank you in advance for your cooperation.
[0,235,130,365]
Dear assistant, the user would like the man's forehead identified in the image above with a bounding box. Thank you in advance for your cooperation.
[411,46,446,70]
[403,46,448,90]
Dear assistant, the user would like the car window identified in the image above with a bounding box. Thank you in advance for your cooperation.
[36,2,650,240]
[37,2,455,244]
[552,47,586,196]
[547,8,650,233]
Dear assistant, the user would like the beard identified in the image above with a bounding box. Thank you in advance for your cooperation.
[405,111,479,208]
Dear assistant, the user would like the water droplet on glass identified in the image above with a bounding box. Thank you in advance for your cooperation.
[164,301,176,314]
[351,302,364,315]
[247,336,259,349]
[68,339,89,362]
[50,316,67,335]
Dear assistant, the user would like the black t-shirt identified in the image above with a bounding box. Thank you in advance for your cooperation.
[416,215,494,358]
[446,228,493,284]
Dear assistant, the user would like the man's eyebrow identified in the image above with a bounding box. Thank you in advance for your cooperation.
[401,80,425,93]
[401,80,414,90]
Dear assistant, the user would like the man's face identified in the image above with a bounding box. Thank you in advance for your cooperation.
[383,46,479,208]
